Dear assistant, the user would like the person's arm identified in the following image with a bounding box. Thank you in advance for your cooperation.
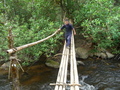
[58,28,61,31]
[58,25,65,31]
[73,28,76,35]
[71,24,76,35]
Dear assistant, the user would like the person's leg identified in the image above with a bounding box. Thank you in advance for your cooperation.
[66,34,72,47]
[65,34,68,44]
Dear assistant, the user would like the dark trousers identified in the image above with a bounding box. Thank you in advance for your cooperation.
[65,33,72,47]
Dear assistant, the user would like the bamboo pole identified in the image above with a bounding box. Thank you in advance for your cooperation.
[8,60,12,79]
[62,48,69,90]
[70,33,75,90]
[59,45,69,90]
[8,28,20,90]
[58,45,67,90]
[70,32,80,90]
[7,30,60,54]
[54,41,69,90]
[72,33,79,90]
[58,48,67,90]
[50,83,81,86]
[55,42,66,90]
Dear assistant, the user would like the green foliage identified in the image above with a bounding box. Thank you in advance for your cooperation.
[0,0,120,64]
[1,18,63,64]
[72,0,120,53]
[0,21,8,61]
[0,0,63,64]
[55,0,120,53]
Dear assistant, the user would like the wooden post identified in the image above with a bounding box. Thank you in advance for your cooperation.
[8,27,14,49]
[8,27,20,90]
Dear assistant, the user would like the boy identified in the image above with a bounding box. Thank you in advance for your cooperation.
[58,19,76,48]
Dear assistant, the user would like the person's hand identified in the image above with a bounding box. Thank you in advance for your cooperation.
[58,29,61,31]
[74,32,76,35]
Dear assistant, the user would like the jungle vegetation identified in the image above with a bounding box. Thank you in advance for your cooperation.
[0,0,120,65]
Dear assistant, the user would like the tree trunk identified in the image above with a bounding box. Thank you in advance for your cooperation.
[8,27,20,90]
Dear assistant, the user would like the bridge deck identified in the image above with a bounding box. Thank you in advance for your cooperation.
[51,32,81,90]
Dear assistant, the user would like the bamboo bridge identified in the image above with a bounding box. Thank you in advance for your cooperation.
[7,29,81,90]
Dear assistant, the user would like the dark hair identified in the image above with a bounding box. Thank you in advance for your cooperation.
[64,19,69,21]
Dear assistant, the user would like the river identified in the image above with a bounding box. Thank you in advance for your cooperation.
[0,59,120,90]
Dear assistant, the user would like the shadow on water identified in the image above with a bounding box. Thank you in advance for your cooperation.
[0,59,120,90]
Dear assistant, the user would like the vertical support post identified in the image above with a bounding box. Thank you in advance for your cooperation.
[8,27,20,90]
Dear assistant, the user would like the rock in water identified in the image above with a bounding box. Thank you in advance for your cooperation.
[106,52,114,58]
[75,47,114,59]
[77,61,85,65]
[76,47,90,59]
[0,62,10,70]
[45,60,59,68]
[94,52,114,59]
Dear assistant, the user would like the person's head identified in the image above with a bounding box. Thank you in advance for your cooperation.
[64,19,69,25]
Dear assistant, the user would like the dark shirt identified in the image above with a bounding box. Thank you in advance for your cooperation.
[60,24,74,35]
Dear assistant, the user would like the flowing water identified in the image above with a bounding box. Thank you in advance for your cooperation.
[0,59,120,90]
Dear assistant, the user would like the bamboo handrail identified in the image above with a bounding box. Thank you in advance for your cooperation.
[7,30,60,54]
